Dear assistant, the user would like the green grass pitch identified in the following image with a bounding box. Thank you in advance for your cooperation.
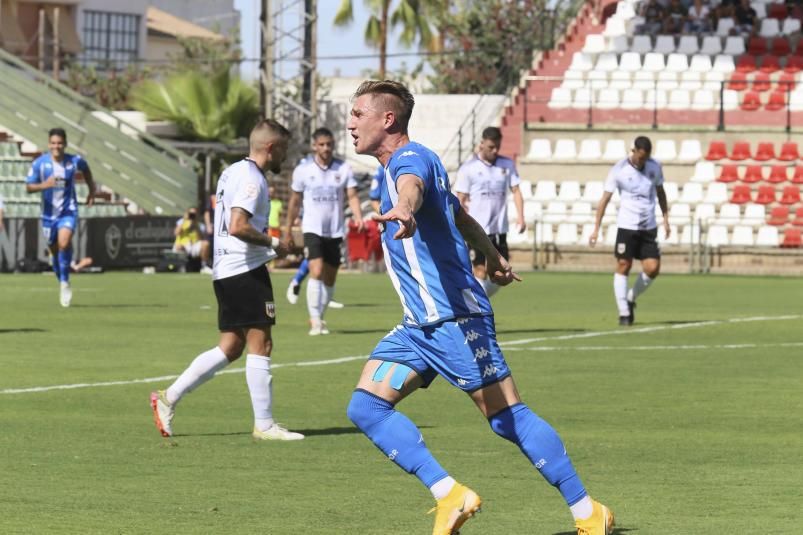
[1,271,801,534]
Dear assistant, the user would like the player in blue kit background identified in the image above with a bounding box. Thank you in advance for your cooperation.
[345,80,614,535]
[26,127,96,307]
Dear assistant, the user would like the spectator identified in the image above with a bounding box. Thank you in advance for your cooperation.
[664,0,689,34]
[685,0,712,33]
[733,0,759,35]
[173,207,212,273]
[638,0,667,34]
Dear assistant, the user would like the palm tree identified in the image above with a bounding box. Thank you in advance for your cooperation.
[130,69,258,143]
[333,0,440,78]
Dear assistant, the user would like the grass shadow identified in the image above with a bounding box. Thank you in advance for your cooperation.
[72,304,169,309]
[554,527,634,535]
[496,328,587,335]
[0,328,48,334]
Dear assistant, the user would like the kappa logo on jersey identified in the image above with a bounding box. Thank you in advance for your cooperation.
[473,347,490,362]
[265,301,276,319]
[481,364,499,378]
[400,150,418,157]
[457,378,468,386]
[464,330,480,343]
[456,317,470,325]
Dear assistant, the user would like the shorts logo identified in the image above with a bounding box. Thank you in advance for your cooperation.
[464,330,480,343]
[265,301,275,319]
[456,378,468,386]
[617,242,626,255]
[473,347,490,362]
[481,364,498,378]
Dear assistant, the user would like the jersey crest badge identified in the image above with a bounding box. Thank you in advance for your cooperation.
[265,301,276,319]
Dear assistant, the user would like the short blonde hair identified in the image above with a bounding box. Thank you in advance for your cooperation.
[353,80,415,132]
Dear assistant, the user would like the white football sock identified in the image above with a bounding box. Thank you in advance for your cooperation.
[166,346,229,405]
[570,495,594,521]
[613,273,630,316]
[630,271,654,301]
[306,278,324,320]
[429,476,456,500]
[246,354,274,431]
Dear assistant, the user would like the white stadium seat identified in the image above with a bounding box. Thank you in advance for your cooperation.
[583,34,606,54]
[654,139,678,161]
[657,71,679,91]
[689,54,713,73]
[572,88,594,110]
[667,89,691,110]
[703,71,726,91]
[723,36,746,56]
[643,52,666,73]
[743,203,766,225]
[621,88,645,109]
[756,225,779,246]
[671,202,691,221]
[604,17,627,37]
[716,203,742,226]
[518,180,533,199]
[654,35,676,54]
[782,17,801,35]
[704,182,729,205]
[525,139,551,160]
[666,53,690,73]
[619,52,642,72]
[680,71,703,91]
[731,225,755,246]
[568,202,593,223]
[722,90,739,111]
[582,181,604,203]
[677,35,699,55]
[534,221,554,243]
[680,182,703,204]
[595,53,618,72]
[645,89,668,109]
[759,18,780,38]
[700,36,723,55]
[706,225,730,246]
[608,35,629,53]
[609,71,632,90]
[569,52,594,72]
[553,139,577,160]
[549,87,573,109]
[595,88,620,110]
[631,35,653,54]
[713,55,736,74]
[524,200,543,221]
[678,139,703,162]
[633,71,656,91]
[533,181,557,202]
[561,70,585,90]
[587,70,609,90]
[690,161,716,183]
[557,180,582,201]
[555,223,579,245]
[717,18,735,37]
[579,223,596,244]
[691,89,716,111]
[662,182,679,204]
[603,139,627,161]
[543,201,568,223]
[680,223,702,244]
[695,203,717,224]
[604,224,618,245]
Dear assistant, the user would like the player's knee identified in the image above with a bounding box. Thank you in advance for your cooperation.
[645,264,660,278]
[487,404,520,443]
[347,389,392,430]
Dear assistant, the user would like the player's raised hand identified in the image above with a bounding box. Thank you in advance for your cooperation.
[373,206,417,240]
[487,255,522,286]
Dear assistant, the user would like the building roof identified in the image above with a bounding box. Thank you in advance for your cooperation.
[146,6,225,41]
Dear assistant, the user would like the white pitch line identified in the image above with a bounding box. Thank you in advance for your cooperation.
[504,341,803,352]
[2,314,799,395]
[497,314,802,346]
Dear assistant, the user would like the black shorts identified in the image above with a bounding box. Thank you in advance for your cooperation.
[304,233,343,267]
[614,228,660,260]
[470,233,509,266]
[213,266,276,331]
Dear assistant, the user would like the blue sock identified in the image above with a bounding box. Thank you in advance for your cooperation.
[292,258,309,285]
[347,389,448,488]
[51,252,61,280]
[57,248,72,283]
[489,403,587,506]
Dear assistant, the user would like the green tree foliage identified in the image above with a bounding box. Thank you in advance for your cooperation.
[65,64,150,110]
[130,69,258,143]
[334,0,438,78]
[426,0,560,94]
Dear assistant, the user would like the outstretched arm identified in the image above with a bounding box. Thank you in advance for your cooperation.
[454,208,521,286]
[372,174,424,240]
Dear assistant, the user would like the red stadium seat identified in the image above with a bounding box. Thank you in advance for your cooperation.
[760,55,781,74]
[743,165,764,183]
[731,141,752,161]
[785,55,803,73]
[768,205,790,225]
[752,72,771,92]
[765,91,786,111]
[748,37,768,56]
[768,3,788,19]
[719,164,740,182]
[736,54,758,73]
[755,142,777,161]
[728,72,748,91]
[770,37,791,56]
[731,184,753,204]
[781,227,802,248]
[756,185,777,204]
[793,166,803,184]
[767,165,789,183]
[779,142,799,161]
[777,72,797,92]
[707,141,728,160]
[792,206,803,225]
[780,185,801,204]
[741,91,762,111]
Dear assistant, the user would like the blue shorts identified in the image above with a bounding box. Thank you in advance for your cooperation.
[370,315,511,392]
[42,216,77,246]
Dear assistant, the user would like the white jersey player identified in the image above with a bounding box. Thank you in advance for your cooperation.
[282,127,363,335]
[454,127,525,297]
[151,119,304,441]
[589,136,670,326]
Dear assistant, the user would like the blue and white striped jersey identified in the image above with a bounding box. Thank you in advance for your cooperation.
[25,153,89,223]
[369,164,384,202]
[380,142,492,327]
